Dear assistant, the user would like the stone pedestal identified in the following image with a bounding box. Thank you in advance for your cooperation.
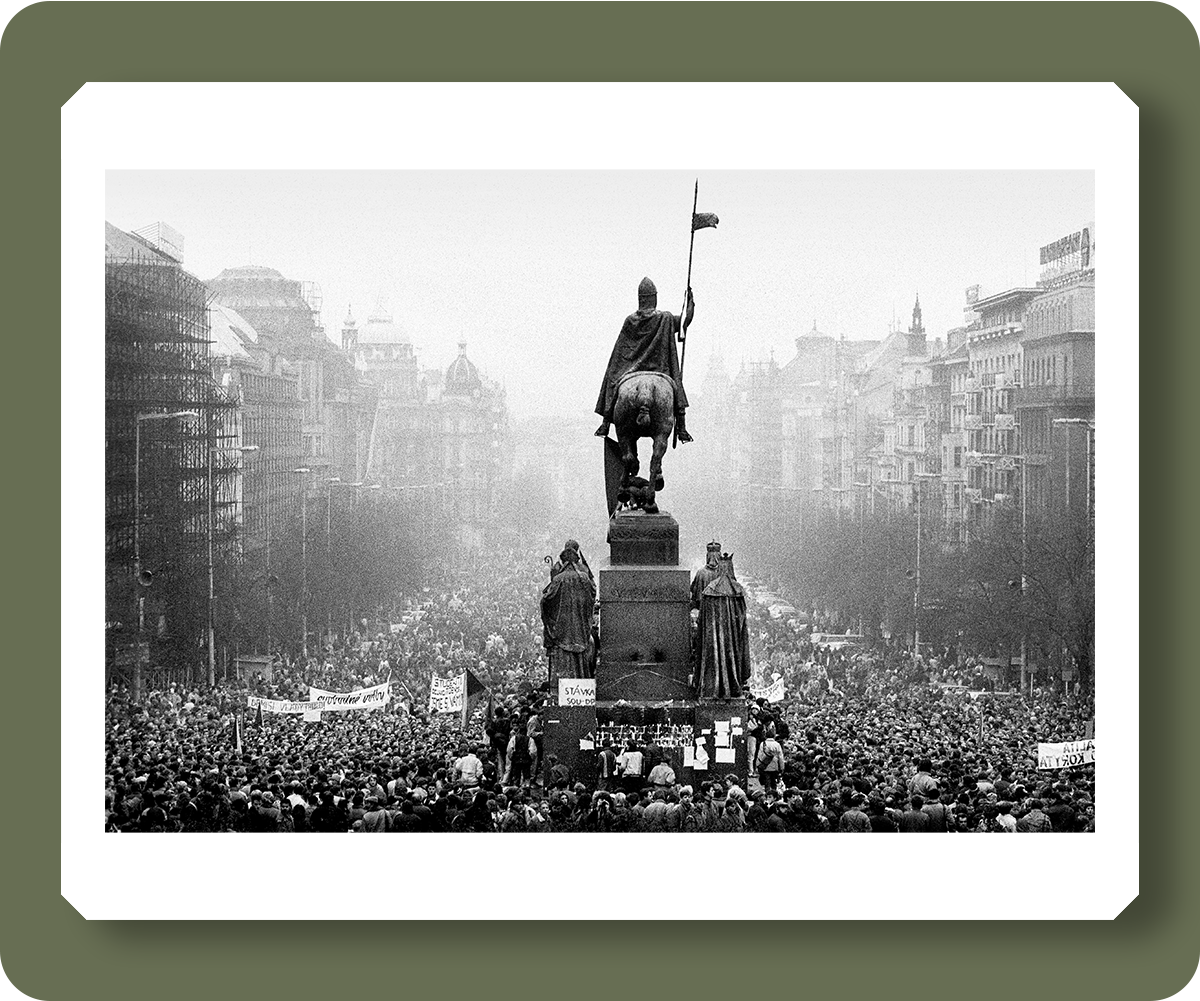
[538,503,749,790]
[596,564,692,702]
[607,511,679,566]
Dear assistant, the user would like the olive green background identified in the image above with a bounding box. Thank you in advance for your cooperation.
[1,3,1194,999]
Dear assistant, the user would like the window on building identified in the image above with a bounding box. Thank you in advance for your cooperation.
[954,445,963,468]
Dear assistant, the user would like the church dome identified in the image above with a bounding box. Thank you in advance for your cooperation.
[360,307,410,345]
[445,341,482,394]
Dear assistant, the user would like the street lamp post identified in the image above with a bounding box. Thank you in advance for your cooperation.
[133,410,199,702]
[326,476,341,645]
[209,444,260,688]
[294,467,312,660]
[912,472,940,662]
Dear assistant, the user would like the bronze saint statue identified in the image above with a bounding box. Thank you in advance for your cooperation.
[548,539,594,587]
[540,547,596,680]
[690,540,723,609]
[696,552,751,699]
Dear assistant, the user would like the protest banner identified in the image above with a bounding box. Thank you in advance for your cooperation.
[429,674,464,714]
[308,681,390,712]
[1037,739,1095,770]
[558,678,596,706]
[246,696,313,715]
[750,677,786,703]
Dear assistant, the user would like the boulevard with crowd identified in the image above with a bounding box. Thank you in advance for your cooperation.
[104,546,1094,834]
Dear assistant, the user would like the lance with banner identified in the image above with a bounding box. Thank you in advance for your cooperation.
[673,179,719,448]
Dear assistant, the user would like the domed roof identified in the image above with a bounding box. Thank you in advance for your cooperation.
[445,341,482,394]
[359,308,410,345]
[205,266,315,343]
[210,265,285,281]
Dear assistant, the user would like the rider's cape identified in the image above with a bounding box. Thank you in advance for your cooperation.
[594,308,689,419]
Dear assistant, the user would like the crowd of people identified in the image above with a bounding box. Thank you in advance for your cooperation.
[105,546,1094,833]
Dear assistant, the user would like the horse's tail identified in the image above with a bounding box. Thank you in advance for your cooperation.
[636,403,651,427]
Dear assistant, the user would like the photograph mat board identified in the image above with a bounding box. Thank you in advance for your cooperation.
[66,81,1136,920]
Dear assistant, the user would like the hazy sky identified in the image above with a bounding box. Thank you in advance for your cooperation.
[106,170,1093,418]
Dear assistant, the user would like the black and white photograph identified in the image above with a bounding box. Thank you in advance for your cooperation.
[65,82,1135,920]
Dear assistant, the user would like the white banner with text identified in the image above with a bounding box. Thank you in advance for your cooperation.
[308,682,391,712]
[1037,739,1095,770]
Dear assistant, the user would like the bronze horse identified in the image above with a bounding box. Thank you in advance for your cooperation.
[612,371,676,505]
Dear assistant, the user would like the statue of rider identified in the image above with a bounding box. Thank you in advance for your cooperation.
[594,276,694,443]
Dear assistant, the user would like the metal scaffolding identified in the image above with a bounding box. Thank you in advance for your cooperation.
[105,250,239,688]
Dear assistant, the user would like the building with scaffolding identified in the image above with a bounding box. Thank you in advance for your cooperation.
[208,302,304,557]
[105,222,240,689]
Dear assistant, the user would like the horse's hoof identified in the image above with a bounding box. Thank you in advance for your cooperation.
[653,476,664,491]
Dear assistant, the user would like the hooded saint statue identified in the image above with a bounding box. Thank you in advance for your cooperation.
[697,552,751,699]
[540,547,596,680]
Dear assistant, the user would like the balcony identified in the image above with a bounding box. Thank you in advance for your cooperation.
[1015,380,1095,409]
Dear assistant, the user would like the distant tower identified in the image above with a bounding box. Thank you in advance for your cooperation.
[341,305,358,353]
[907,293,927,356]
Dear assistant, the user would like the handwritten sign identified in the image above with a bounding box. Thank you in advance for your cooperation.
[558,678,596,706]
[308,682,390,712]
[1037,739,1095,770]
[428,674,463,714]
[246,697,312,715]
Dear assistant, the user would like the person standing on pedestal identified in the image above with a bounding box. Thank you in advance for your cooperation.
[697,553,752,699]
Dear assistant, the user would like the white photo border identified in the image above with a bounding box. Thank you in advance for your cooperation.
[63,81,1137,920]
